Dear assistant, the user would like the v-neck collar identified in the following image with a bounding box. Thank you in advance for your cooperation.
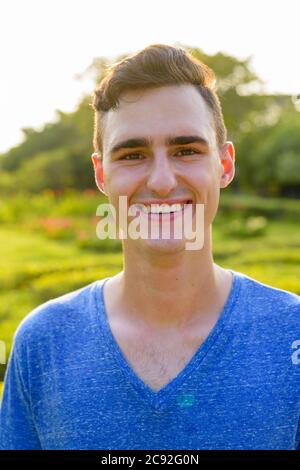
[94,270,241,410]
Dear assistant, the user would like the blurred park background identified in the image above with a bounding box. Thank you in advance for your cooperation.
[0,0,300,397]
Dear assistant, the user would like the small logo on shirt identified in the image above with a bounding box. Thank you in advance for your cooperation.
[291,340,300,365]
[176,393,195,407]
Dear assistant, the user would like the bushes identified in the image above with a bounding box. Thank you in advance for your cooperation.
[222,216,268,238]
[219,193,300,220]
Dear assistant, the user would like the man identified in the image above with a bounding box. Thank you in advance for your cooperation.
[0,44,299,450]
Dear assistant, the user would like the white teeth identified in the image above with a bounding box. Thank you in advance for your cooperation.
[131,202,192,215]
[147,203,185,214]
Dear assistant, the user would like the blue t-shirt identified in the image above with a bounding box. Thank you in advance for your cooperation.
[0,269,300,450]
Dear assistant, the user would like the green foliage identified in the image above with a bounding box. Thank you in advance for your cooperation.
[0,47,299,197]
[222,216,268,238]
[219,193,300,220]
[234,102,300,196]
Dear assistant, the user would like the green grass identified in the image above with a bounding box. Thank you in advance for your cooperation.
[0,191,300,399]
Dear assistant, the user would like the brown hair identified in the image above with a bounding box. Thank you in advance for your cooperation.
[92,44,227,155]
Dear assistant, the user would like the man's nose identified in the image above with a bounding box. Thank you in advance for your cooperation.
[146,152,177,197]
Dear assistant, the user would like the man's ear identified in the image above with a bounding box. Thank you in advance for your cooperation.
[91,152,107,195]
[219,141,235,189]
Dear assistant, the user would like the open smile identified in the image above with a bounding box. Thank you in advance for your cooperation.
[131,200,194,222]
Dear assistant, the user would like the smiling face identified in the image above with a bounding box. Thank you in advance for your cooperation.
[92,84,235,254]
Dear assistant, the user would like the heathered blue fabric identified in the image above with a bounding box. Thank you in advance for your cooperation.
[0,269,300,450]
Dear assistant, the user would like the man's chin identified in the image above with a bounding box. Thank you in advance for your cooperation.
[135,236,189,255]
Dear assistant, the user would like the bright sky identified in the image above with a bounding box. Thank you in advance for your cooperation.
[1,0,299,154]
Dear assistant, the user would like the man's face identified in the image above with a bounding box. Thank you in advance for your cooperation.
[92,84,234,254]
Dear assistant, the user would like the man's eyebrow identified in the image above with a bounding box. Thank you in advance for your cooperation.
[110,138,150,155]
[168,135,209,147]
[109,135,209,155]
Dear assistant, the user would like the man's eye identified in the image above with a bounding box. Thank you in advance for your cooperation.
[176,148,198,156]
[119,153,143,160]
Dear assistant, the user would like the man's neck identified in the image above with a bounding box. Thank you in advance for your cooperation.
[105,231,233,332]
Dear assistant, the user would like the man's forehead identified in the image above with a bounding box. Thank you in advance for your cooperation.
[108,85,210,121]
[103,87,215,151]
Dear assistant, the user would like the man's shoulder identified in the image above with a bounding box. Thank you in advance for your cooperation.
[232,269,300,323]
[234,269,299,298]
[12,278,107,349]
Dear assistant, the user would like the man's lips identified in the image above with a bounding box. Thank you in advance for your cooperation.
[132,198,193,206]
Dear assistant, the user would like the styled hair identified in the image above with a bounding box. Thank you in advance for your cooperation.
[92,44,227,154]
